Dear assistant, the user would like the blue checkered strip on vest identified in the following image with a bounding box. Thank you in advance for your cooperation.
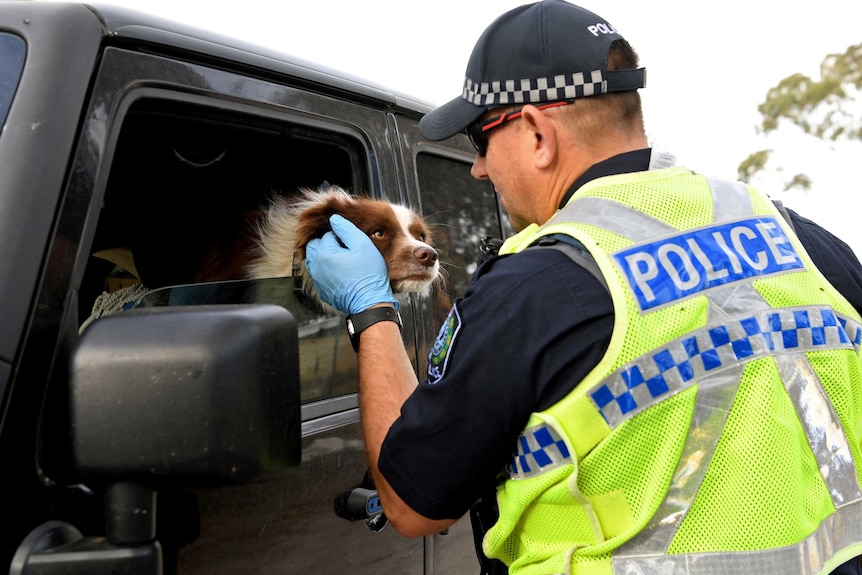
[590,307,862,428]
[506,423,572,480]
[462,70,605,107]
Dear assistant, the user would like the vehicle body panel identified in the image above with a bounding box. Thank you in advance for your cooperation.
[0,3,499,573]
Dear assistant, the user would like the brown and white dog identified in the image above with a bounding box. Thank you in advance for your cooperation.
[195,186,441,309]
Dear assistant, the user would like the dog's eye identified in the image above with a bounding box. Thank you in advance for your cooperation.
[417,233,426,242]
[371,230,385,240]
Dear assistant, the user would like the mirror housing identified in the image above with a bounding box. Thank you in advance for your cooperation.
[70,304,300,487]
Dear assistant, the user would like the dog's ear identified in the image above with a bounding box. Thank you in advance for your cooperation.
[292,193,355,259]
[293,206,330,260]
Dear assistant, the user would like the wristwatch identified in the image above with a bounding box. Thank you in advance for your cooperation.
[345,306,402,352]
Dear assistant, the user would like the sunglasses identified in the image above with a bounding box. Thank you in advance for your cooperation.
[466,100,574,157]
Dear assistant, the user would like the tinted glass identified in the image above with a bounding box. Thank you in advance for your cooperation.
[81,99,366,405]
[0,33,25,134]
[415,152,504,326]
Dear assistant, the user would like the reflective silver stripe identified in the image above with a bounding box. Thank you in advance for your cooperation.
[842,316,862,347]
[704,283,771,320]
[614,366,743,556]
[506,423,572,480]
[778,354,862,506]
[610,499,862,575]
[551,196,674,243]
[551,176,753,245]
[590,308,862,429]
[621,353,862,559]
[707,177,753,223]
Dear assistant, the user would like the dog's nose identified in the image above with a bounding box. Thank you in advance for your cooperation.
[415,246,439,267]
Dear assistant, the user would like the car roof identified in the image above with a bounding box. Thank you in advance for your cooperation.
[84,2,435,114]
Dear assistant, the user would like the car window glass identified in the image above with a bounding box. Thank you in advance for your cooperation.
[80,98,367,405]
[415,152,504,326]
[0,33,25,134]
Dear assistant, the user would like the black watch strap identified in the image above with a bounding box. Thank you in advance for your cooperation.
[346,307,402,352]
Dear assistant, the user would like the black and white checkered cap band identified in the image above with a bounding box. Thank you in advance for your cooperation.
[462,70,605,106]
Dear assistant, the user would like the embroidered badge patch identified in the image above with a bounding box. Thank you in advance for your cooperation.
[427,304,462,384]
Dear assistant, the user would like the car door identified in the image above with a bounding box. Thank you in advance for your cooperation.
[42,44,450,575]
[393,112,513,574]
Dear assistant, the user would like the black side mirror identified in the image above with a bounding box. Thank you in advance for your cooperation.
[14,304,301,575]
[70,304,301,486]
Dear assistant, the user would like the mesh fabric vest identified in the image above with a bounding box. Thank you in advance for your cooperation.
[485,167,862,575]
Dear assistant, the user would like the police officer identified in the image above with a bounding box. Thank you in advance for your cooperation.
[305,1,862,573]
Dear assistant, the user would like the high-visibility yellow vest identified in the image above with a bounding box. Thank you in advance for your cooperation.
[485,167,862,575]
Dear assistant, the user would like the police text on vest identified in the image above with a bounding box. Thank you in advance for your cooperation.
[614,217,804,311]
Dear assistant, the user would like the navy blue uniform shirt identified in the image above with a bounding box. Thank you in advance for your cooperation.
[378,150,862,521]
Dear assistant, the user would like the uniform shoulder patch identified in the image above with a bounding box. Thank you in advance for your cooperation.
[427,304,462,385]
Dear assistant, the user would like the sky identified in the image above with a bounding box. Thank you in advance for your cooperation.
[66,0,862,253]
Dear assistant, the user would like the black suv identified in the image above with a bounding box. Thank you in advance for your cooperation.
[0,3,510,573]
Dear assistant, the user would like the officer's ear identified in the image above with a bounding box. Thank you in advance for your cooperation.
[520,105,557,170]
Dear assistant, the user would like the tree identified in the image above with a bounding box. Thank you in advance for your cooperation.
[738,42,862,190]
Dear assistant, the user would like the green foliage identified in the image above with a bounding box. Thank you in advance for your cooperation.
[736,150,812,192]
[758,42,862,141]
[737,149,772,182]
[743,42,860,185]
[783,173,813,192]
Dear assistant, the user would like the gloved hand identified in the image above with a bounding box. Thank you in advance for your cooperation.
[305,214,398,315]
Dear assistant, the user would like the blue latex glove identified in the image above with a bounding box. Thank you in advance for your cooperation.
[305,214,398,315]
